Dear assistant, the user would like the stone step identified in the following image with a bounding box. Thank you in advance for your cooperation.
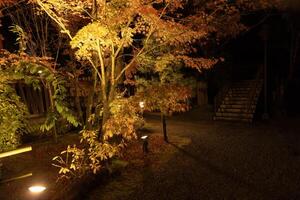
[227,92,260,97]
[228,89,261,94]
[224,96,260,102]
[222,100,257,105]
[215,112,253,118]
[234,79,263,82]
[226,93,251,97]
[213,116,252,122]
[225,95,259,101]
[227,93,258,97]
[232,80,263,85]
[231,84,260,88]
[232,82,262,86]
[224,96,250,101]
[220,104,256,109]
[218,108,255,113]
[230,87,262,91]
[214,79,263,123]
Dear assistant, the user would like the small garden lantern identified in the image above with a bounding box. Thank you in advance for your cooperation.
[141,135,149,153]
[139,101,145,109]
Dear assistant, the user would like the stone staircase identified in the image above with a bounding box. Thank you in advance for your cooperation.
[214,80,263,122]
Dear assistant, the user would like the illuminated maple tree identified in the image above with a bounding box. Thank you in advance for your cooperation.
[30,0,209,133]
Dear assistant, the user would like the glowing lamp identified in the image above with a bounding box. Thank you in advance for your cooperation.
[139,101,145,109]
[28,185,46,193]
[141,135,148,140]
[141,135,149,153]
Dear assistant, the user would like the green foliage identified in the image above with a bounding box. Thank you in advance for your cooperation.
[71,22,118,60]
[52,76,80,127]
[0,83,29,152]
[10,24,28,53]
[0,50,79,150]
[0,50,43,152]
[39,74,80,132]
[40,112,58,131]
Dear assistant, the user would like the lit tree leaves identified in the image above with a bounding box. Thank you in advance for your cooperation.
[70,22,133,61]
[104,96,143,141]
[0,83,28,152]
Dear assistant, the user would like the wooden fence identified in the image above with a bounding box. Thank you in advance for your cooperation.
[14,83,50,118]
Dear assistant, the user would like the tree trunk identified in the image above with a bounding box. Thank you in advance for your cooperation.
[0,33,4,49]
[86,71,98,129]
[98,81,116,140]
[48,84,58,143]
[98,100,109,140]
[92,0,98,18]
[94,89,103,130]
[86,90,93,129]
[161,112,168,142]
[74,78,84,125]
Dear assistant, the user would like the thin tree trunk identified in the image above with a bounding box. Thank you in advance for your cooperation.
[86,71,98,129]
[94,89,102,130]
[99,100,109,139]
[92,0,98,18]
[74,78,84,125]
[48,84,58,143]
[161,112,168,142]
[98,81,116,139]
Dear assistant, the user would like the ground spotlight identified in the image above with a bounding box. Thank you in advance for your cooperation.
[28,185,46,194]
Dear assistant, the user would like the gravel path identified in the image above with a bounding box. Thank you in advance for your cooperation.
[88,108,300,200]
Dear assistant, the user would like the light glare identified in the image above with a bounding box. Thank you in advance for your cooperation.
[139,101,145,108]
[141,135,148,140]
[28,185,46,193]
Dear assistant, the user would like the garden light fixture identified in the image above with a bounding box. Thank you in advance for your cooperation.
[139,101,145,109]
[141,135,148,140]
[28,185,46,193]
[141,135,149,153]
